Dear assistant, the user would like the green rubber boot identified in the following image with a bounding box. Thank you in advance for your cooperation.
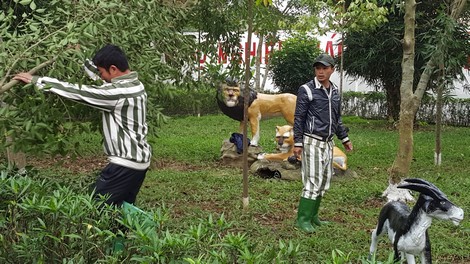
[122,202,156,230]
[311,196,330,226]
[112,235,125,253]
[294,197,316,233]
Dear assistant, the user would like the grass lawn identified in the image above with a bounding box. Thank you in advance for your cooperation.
[26,114,470,263]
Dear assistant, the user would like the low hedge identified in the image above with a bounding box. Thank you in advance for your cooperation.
[157,88,470,127]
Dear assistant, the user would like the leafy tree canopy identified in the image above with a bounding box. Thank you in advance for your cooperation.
[0,0,197,156]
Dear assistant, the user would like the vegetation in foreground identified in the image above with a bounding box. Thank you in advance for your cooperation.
[1,115,469,263]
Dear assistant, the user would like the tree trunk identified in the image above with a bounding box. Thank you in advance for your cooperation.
[261,42,275,92]
[384,83,400,121]
[435,66,444,166]
[254,32,264,92]
[6,136,26,173]
[385,0,417,201]
[339,33,344,97]
[242,0,254,209]
[384,0,467,201]
[391,100,417,182]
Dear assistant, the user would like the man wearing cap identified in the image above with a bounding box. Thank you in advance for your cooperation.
[292,53,353,233]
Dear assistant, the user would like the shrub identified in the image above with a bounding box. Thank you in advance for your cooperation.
[270,34,322,94]
[0,170,120,263]
[158,83,220,116]
[0,170,308,263]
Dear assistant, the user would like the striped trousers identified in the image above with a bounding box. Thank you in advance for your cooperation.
[301,136,334,199]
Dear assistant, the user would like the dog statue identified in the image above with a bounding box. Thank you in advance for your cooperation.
[216,79,296,146]
[257,125,348,172]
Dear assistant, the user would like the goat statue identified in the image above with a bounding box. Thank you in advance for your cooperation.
[369,178,464,264]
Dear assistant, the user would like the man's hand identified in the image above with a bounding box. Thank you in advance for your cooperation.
[343,141,353,152]
[13,72,33,84]
[293,146,302,159]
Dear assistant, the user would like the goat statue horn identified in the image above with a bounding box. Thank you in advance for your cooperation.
[397,182,445,201]
[403,178,448,198]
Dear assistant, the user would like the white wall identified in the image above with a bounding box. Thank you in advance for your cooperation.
[187,31,470,98]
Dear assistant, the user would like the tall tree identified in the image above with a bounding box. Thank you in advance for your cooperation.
[385,0,468,200]
[342,0,470,121]
[187,0,247,83]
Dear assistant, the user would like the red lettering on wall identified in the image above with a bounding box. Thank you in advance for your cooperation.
[265,44,271,64]
[218,44,227,64]
[337,41,343,57]
[245,42,257,58]
[198,51,206,64]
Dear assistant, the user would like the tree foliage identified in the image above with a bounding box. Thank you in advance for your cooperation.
[186,0,308,87]
[270,34,321,94]
[388,0,469,184]
[186,0,247,83]
[0,0,197,156]
[295,0,388,34]
[342,0,470,120]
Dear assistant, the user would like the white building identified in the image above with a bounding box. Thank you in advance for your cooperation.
[187,31,470,98]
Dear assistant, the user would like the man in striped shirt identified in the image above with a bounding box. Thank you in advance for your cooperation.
[13,44,152,207]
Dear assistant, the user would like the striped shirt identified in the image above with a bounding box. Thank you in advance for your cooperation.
[31,72,152,170]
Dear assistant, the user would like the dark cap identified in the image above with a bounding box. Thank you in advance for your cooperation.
[313,54,335,67]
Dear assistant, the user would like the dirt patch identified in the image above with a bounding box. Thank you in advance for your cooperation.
[151,158,209,171]
[26,155,216,174]
[27,154,107,174]
[364,196,387,208]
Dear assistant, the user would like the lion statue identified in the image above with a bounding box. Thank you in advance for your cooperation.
[257,125,348,171]
[216,78,297,146]
[256,125,295,162]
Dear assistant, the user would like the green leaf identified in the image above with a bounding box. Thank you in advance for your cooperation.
[19,0,32,6]
[29,23,38,32]
[30,1,36,10]
[37,217,46,229]
[65,234,82,239]
[25,120,32,131]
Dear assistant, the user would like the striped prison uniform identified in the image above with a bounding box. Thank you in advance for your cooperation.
[301,137,334,199]
[31,72,152,170]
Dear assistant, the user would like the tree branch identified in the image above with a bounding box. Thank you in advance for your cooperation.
[0,24,68,88]
[450,0,467,19]
[0,57,56,95]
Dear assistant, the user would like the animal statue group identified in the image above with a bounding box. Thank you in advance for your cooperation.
[369,178,464,264]
[216,79,296,146]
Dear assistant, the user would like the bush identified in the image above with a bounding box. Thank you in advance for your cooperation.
[270,34,322,94]
[0,170,120,263]
[158,83,220,116]
[0,170,308,263]
[2,169,387,263]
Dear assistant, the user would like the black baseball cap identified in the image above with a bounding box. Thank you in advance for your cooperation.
[313,54,335,67]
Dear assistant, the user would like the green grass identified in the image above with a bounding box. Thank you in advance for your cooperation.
[33,115,470,263]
